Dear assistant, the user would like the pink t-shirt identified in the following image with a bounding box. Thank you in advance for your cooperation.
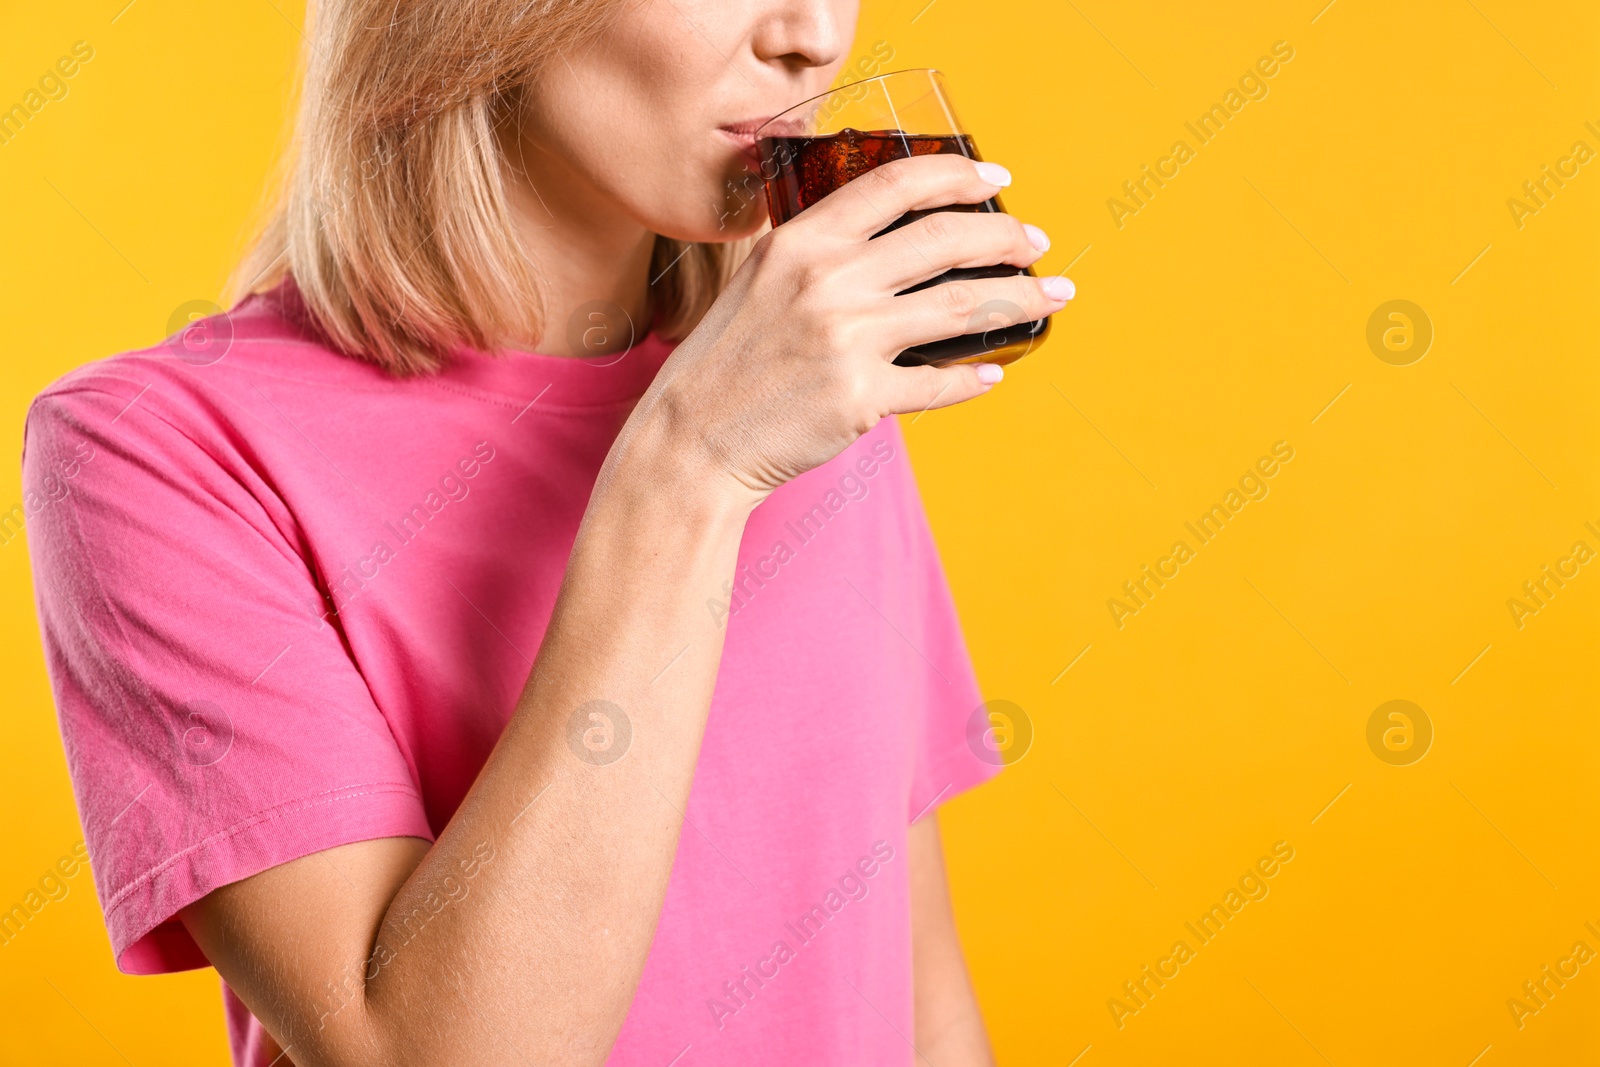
[23,280,997,1066]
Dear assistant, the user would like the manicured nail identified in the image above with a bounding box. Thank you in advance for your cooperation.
[1041,275,1075,301]
[976,363,1004,385]
[1023,223,1050,252]
[974,162,1011,187]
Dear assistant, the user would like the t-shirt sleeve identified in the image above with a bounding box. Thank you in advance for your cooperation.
[880,420,1004,825]
[22,379,433,975]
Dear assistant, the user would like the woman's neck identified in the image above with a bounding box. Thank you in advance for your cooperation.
[499,139,657,357]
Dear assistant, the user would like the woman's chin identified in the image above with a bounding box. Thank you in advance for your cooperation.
[659,200,769,245]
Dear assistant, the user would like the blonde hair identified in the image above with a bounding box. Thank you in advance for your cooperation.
[228,0,759,375]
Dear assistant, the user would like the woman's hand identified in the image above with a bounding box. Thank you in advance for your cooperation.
[637,154,1070,500]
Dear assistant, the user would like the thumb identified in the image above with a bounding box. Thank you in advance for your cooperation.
[881,360,1005,416]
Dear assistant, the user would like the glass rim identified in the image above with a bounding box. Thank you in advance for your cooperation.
[755,67,947,137]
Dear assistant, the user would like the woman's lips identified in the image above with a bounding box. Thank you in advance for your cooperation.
[717,126,765,168]
[720,127,761,165]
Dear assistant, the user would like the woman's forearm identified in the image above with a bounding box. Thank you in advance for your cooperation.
[184,411,760,1067]
[357,414,759,1061]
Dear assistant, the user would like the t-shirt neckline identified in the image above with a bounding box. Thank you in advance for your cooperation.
[440,331,673,409]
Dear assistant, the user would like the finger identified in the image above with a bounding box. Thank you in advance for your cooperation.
[879,360,1004,417]
[792,153,1013,243]
[856,207,1048,293]
[882,273,1073,353]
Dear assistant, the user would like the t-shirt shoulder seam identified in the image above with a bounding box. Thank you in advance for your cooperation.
[32,380,321,602]
[101,780,427,918]
[33,380,231,462]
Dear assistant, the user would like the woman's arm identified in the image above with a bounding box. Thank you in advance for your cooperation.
[910,815,997,1066]
[182,425,755,1066]
[178,153,1061,1067]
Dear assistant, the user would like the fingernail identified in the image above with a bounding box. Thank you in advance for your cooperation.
[974,162,1011,187]
[1041,276,1075,301]
[1023,223,1050,252]
[975,363,1004,385]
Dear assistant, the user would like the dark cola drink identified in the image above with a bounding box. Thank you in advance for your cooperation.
[758,128,1050,368]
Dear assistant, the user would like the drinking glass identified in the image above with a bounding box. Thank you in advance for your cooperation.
[755,68,1050,368]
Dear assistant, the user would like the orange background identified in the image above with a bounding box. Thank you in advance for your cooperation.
[1,1,1597,1063]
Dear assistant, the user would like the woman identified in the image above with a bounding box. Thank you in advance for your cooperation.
[23,0,1071,1063]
